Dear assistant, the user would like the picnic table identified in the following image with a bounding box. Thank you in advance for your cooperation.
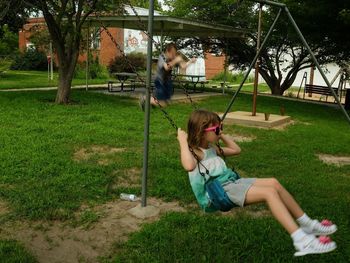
[173,74,207,93]
[108,72,137,92]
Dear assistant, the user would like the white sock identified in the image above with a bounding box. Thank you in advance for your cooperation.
[296,213,312,226]
[291,228,308,243]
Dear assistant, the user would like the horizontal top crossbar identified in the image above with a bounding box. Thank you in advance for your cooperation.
[84,15,248,38]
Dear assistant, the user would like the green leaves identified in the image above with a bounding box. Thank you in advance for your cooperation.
[0,25,18,57]
[166,0,350,94]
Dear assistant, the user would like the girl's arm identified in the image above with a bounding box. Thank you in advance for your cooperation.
[215,133,241,157]
[177,128,197,171]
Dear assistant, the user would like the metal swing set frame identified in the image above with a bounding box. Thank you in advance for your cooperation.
[92,0,350,208]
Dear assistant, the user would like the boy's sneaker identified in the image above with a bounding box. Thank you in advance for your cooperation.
[139,95,146,112]
[301,219,337,236]
[294,235,337,257]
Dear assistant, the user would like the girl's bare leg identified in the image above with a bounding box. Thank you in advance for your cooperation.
[245,185,299,234]
[252,178,304,219]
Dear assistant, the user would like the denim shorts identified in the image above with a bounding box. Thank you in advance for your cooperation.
[154,79,173,101]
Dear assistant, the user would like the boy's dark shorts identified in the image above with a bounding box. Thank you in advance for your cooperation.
[154,79,173,101]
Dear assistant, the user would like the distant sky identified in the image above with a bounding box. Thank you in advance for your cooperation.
[159,0,170,11]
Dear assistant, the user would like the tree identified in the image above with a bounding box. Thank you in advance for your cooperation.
[0,0,28,35]
[0,25,18,56]
[165,0,350,95]
[1,0,124,104]
[129,0,163,11]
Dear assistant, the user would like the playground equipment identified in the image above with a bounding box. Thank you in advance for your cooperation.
[86,0,350,210]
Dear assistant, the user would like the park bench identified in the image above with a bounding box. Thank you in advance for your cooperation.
[303,84,339,102]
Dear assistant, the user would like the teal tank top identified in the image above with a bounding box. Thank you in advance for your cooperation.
[188,146,239,212]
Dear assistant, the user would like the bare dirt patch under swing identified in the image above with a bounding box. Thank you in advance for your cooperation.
[317,154,350,166]
[0,198,185,263]
[113,167,141,188]
[73,145,126,166]
[0,200,9,217]
[228,134,256,143]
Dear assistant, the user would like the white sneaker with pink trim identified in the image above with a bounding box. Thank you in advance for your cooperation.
[294,235,337,257]
[301,219,337,236]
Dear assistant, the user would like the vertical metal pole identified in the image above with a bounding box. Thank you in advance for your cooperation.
[160,21,164,52]
[86,25,90,91]
[48,58,50,81]
[284,7,350,124]
[222,8,282,121]
[252,3,263,116]
[309,65,314,97]
[141,0,155,207]
[223,43,228,95]
[50,41,53,80]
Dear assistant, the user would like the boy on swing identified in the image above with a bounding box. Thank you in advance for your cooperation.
[139,42,196,110]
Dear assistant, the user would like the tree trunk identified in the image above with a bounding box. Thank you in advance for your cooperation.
[55,67,72,104]
[259,62,308,96]
[259,69,284,95]
[55,53,78,104]
[271,83,284,95]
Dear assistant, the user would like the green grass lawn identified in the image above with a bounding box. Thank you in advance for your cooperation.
[0,90,349,262]
[0,240,37,263]
[0,70,108,89]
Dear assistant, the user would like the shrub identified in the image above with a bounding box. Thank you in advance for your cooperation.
[74,55,108,79]
[212,71,254,83]
[0,25,18,56]
[0,57,12,74]
[108,52,146,73]
[10,48,48,71]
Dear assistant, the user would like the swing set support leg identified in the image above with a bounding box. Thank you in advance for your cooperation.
[221,7,282,121]
[222,1,350,125]
[141,0,154,207]
[283,7,350,124]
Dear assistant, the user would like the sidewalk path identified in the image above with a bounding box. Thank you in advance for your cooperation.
[0,84,108,92]
[0,83,343,109]
[0,82,254,92]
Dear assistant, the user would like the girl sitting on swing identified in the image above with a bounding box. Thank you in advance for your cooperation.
[177,109,337,256]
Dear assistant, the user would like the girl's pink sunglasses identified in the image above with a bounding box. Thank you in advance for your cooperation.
[204,123,223,135]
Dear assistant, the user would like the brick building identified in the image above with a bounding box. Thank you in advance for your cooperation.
[18,7,225,79]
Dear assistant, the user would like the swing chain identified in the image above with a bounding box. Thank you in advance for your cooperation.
[124,0,199,110]
[172,75,198,109]
[94,12,179,130]
[158,105,178,130]
[188,142,226,178]
[188,146,210,176]
[125,0,160,47]
[96,12,222,166]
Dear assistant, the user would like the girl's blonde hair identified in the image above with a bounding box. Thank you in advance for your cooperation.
[187,109,221,148]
